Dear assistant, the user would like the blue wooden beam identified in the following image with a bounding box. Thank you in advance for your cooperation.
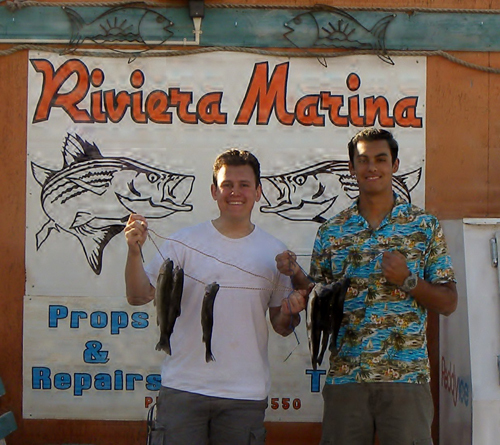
[1,5,500,51]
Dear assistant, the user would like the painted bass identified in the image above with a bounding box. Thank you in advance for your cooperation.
[201,282,220,363]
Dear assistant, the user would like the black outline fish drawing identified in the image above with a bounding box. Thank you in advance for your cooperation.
[31,133,194,275]
[260,160,421,223]
[284,6,395,64]
[63,3,174,51]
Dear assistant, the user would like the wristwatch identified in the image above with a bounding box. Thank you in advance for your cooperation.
[401,271,418,293]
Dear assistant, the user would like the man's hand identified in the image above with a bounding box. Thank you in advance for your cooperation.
[124,214,148,256]
[381,251,410,286]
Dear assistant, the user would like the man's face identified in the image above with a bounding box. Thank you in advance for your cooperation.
[348,139,399,196]
[211,164,262,221]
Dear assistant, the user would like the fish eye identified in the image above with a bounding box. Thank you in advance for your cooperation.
[293,17,302,25]
[156,16,165,23]
[147,172,159,183]
[294,175,306,186]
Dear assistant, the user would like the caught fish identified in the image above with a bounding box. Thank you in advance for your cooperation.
[63,4,174,50]
[306,278,350,369]
[284,7,395,64]
[201,282,220,363]
[261,160,422,224]
[31,133,194,274]
[155,258,173,354]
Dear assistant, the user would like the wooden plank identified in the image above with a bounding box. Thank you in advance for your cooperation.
[2,6,500,50]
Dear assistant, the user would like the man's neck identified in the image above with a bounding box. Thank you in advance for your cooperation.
[211,217,255,239]
[357,191,395,230]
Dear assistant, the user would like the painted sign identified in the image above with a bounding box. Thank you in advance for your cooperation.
[24,51,426,420]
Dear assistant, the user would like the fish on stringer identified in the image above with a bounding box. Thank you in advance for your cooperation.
[155,258,184,355]
[306,278,350,370]
[201,282,220,362]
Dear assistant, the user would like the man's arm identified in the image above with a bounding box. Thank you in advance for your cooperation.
[124,214,155,306]
[269,289,308,336]
[382,251,458,316]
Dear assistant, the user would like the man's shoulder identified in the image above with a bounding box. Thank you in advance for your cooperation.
[253,225,287,250]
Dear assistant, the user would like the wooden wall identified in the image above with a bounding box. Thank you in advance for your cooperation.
[1,1,500,444]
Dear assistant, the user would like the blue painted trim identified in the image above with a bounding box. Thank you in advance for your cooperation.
[1,6,500,51]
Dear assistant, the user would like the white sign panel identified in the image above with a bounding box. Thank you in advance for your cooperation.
[24,51,426,420]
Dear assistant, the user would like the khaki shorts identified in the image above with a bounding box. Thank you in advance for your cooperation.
[151,386,267,445]
[320,382,434,445]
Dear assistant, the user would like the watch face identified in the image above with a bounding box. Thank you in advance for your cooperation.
[403,273,418,291]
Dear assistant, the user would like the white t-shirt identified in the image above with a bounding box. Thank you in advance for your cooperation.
[145,221,291,400]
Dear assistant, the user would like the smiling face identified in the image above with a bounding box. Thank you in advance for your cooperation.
[349,139,399,197]
[211,164,262,223]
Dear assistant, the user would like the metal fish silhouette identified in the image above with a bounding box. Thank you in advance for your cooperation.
[63,4,174,50]
[31,133,194,275]
[260,160,421,223]
[284,7,395,64]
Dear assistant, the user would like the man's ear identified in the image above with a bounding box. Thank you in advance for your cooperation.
[392,158,400,174]
[348,161,355,176]
[210,183,217,200]
[255,184,262,202]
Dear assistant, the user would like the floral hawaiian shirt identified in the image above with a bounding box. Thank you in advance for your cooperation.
[310,194,455,384]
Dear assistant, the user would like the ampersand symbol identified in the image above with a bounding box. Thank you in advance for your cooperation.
[83,340,109,364]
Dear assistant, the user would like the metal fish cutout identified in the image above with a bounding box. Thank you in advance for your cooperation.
[63,4,174,51]
[284,7,395,64]
[260,160,422,223]
[201,282,219,363]
[306,278,350,370]
[155,258,174,354]
[31,133,194,274]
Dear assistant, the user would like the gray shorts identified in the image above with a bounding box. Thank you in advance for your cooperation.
[150,386,267,445]
[320,382,434,445]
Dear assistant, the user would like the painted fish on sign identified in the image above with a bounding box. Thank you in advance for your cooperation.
[260,161,421,223]
[31,133,194,275]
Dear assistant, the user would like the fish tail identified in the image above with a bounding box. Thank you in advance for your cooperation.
[370,15,396,65]
[206,349,215,363]
[63,7,86,46]
[156,337,172,355]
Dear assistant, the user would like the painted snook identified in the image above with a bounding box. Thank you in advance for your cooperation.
[155,258,184,355]
[201,282,220,363]
[306,278,350,370]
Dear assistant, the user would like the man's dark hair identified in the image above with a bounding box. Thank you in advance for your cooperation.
[348,128,399,165]
[212,149,261,186]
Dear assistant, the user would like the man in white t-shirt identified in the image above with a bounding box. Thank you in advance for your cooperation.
[125,149,307,445]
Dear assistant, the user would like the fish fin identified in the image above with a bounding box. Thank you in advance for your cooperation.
[393,167,422,202]
[31,162,57,187]
[370,15,396,65]
[71,223,124,275]
[35,219,59,249]
[155,338,172,355]
[62,133,104,167]
[206,351,215,363]
[63,7,86,46]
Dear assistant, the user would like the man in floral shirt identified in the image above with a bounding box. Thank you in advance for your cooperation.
[276,128,457,445]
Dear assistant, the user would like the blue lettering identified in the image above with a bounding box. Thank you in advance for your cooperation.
[146,374,161,391]
[131,312,149,329]
[90,311,108,329]
[48,305,68,328]
[126,373,143,390]
[306,369,326,393]
[111,311,128,334]
[74,373,92,396]
[70,311,88,328]
[32,366,52,389]
[54,372,71,390]
[114,370,123,390]
[95,373,112,390]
